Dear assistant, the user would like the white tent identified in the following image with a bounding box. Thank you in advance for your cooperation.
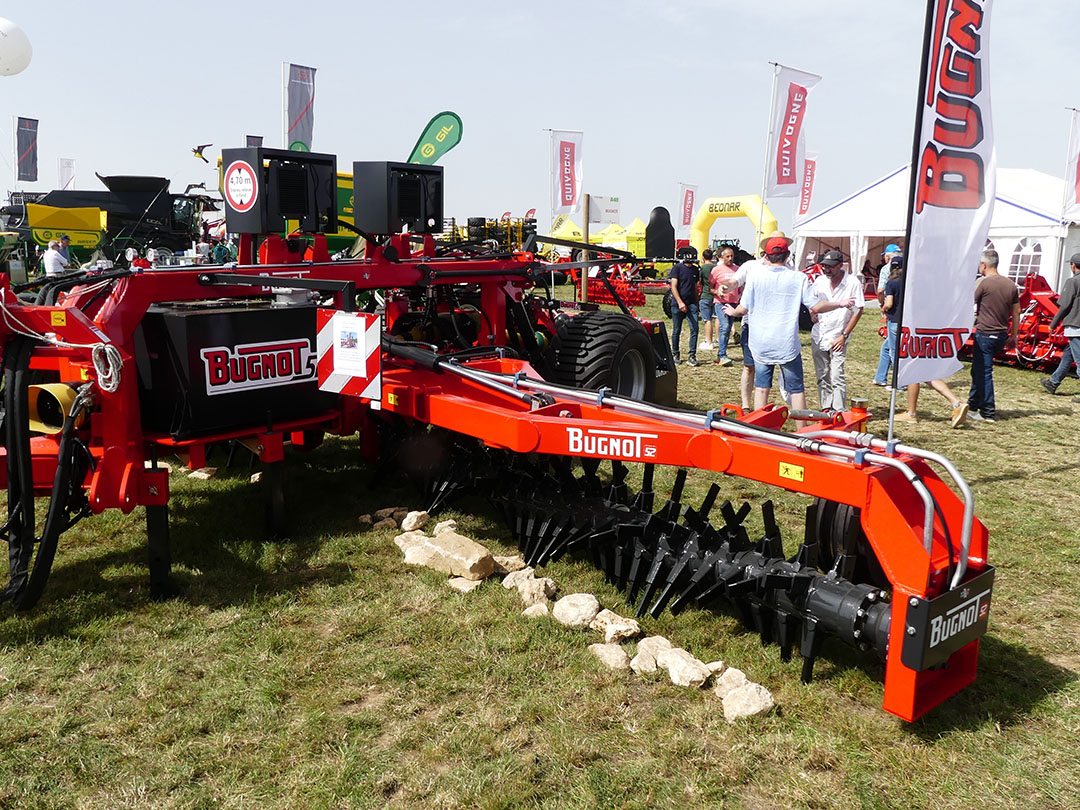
[793,167,1080,291]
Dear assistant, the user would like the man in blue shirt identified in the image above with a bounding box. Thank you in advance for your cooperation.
[668,246,702,366]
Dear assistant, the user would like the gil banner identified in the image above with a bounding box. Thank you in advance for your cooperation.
[765,65,821,199]
[285,63,316,151]
[16,116,38,182]
[551,130,583,217]
[896,0,996,387]
[407,111,463,164]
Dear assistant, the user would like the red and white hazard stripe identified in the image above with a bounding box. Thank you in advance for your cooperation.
[316,309,382,403]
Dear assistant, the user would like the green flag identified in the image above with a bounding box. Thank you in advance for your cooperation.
[407,111,463,164]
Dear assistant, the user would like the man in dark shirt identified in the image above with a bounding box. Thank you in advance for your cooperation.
[1042,252,1080,400]
[668,246,701,365]
[967,249,1019,422]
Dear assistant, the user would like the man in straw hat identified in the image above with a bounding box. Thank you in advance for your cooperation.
[723,232,855,415]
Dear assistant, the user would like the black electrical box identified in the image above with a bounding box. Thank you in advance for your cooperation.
[136,302,335,439]
[221,147,337,235]
[352,161,443,235]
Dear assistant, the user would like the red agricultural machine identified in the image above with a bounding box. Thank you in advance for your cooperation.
[959,273,1067,369]
[0,149,994,722]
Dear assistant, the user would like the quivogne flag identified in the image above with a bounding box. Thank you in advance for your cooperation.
[677,183,697,237]
[285,63,316,151]
[551,130,583,216]
[1063,109,1080,222]
[896,0,996,387]
[798,152,818,218]
[765,65,821,199]
[16,117,38,182]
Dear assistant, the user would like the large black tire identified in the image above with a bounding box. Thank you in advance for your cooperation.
[554,311,656,402]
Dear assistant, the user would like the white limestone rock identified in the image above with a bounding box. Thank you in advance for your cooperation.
[705,660,725,675]
[522,603,549,618]
[400,531,495,580]
[501,568,536,589]
[589,609,642,644]
[375,507,406,520]
[517,576,556,607]
[372,517,398,531]
[551,593,601,628]
[188,467,217,480]
[713,667,749,699]
[629,636,673,674]
[588,643,630,670]
[493,555,528,575]
[400,510,430,532]
[722,682,775,721]
[655,647,711,688]
[447,576,484,594]
[433,519,458,536]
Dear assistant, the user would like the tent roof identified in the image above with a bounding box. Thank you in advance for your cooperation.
[624,217,646,237]
[795,167,1069,236]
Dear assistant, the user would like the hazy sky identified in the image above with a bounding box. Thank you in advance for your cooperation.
[2,1,1074,245]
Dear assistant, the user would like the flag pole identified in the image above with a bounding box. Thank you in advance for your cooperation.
[888,0,938,442]
[1056,107,1080,289]
[543,128,555,292]
[11,115,17,193]
[758,62,780,253]
[281,62,288,149]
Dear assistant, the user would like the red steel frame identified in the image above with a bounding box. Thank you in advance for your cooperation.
[0,234,990,721]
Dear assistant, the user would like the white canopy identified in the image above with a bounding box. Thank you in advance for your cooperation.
[793,167,1080,291]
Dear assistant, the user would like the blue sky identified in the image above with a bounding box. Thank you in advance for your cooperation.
[2,1,1074,244]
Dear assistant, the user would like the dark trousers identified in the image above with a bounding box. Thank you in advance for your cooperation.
[671,304,699,359]
[968,331,1007,418]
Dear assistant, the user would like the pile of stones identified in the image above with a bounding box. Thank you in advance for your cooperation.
[371,508,775,722]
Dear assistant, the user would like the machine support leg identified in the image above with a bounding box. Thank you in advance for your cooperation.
[265,461,286,539]
[146,503,176,600]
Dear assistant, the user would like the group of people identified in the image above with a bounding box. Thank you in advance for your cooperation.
[668,232,861,414]
[40,234,73,277]
[667,234,1080,425]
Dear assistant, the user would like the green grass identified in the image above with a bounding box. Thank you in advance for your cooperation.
[0,290,1077,809]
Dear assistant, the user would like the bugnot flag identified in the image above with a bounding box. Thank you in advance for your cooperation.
[677,183,698,237]
[1063,109,1080,222]
[551,130,583,216]
[285,63,316,151]
[896,0,996,387]
[765,65,821,199]
[798,152,817,217]
[16,117,38,182]
[58,158,75,190]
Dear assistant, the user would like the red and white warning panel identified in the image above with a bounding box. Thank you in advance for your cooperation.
[316,309,382,406]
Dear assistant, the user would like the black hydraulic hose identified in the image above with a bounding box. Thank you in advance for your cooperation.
[13,392,89,611]
[1,336,36,604]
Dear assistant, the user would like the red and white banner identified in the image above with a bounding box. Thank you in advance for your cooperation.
[551,129,583,216]
[316,309,382,404]
[766,65,821,199]
[677,183,697,237]
[1063,109,1080,222]
[798,153,817,217]
[897,0,996,387]
[525,208,536,218]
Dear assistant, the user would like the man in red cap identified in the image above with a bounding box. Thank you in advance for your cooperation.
[723,235,854,414]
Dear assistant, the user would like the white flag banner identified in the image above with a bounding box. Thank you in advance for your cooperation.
[797,152,817,218]
[588,195,620,225]
[1063,109,1080,222]
[677,183,697,237]
[766,65,821,199]
[551,130,583,216]
[58,158,75,190]
[897,0,996,387]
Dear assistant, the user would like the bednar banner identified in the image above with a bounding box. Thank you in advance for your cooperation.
[765,66,821,199]
[897,0,995,387]
[551,130,583,216]
[798,152,817,217]
[677,183,697,237]
[408,111,463,165]
[1063,109,1080,222]
[285,63,316,151]
[16,117,37,182]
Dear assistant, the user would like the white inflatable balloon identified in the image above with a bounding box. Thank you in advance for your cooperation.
[0,18,32,77]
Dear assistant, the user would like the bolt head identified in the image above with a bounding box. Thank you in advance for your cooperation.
[909,597,919,607]
[906,626,916,636]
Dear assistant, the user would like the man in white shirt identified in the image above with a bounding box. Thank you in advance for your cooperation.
[810,250,864,411]
[42,240,69,277]
[723,236,854,413]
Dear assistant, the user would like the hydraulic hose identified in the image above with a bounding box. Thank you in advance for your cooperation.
[2,336,36,604]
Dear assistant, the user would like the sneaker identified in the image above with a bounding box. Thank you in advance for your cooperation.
[968,412,995,423]
[698,341,713,351]
[872,380,887,387]
[672,355,682,365]
[950,402,969,429]
[716,356,733,367]
[894,411,918,423]
[1041,378,1059,395]
[687,357,701,367]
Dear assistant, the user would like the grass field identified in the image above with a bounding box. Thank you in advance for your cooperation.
[0,290,1078,809]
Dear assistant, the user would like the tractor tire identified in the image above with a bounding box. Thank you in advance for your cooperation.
[554,310,656,402]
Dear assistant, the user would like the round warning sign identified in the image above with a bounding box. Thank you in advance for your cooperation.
[224,160,258,213]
